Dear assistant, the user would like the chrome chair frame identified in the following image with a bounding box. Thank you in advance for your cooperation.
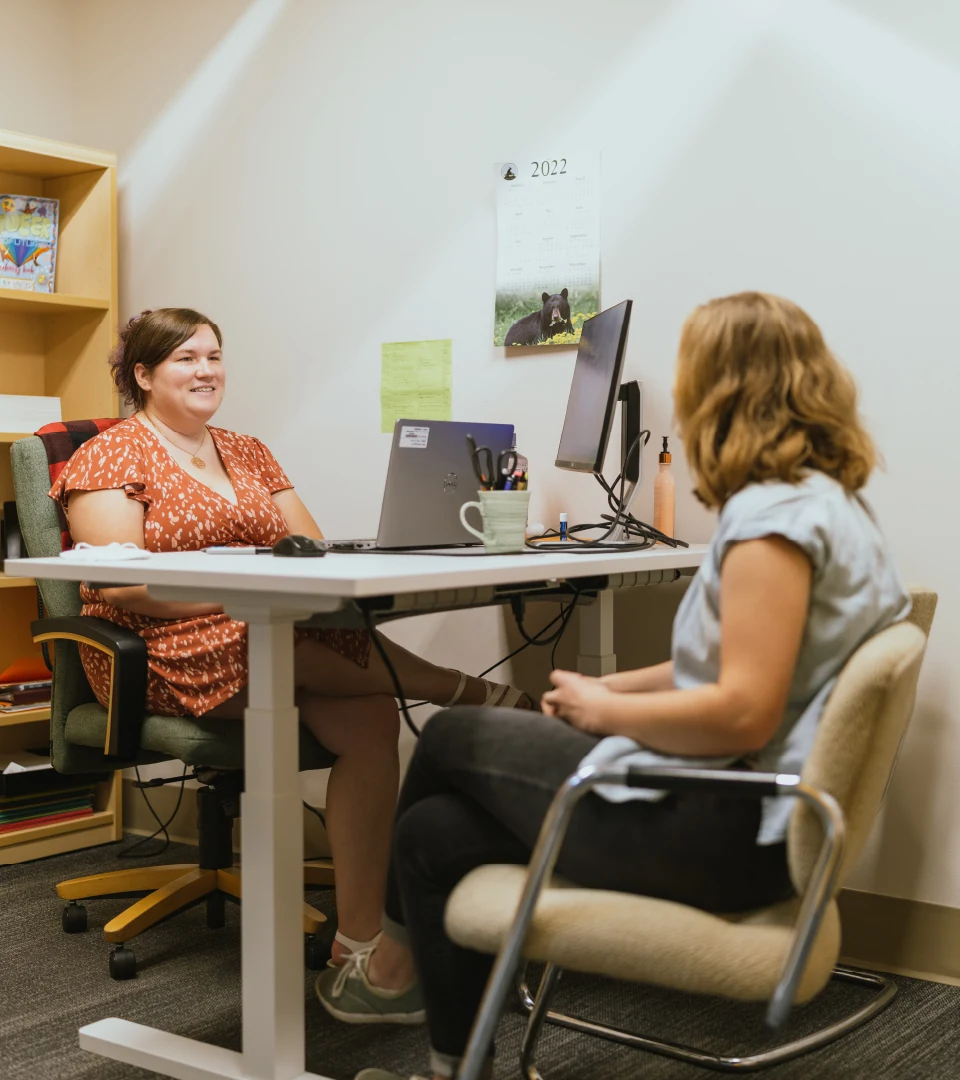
[457,763,896,1080]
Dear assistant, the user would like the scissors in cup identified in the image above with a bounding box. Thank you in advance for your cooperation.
[467,434,517,491]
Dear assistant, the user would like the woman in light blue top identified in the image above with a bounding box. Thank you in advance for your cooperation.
[319,292,910,1080]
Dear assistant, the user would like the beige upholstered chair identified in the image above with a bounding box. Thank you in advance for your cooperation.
[446,588,936,1079]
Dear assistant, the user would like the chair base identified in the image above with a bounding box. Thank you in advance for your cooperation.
[55,785,337,973]
[518,964,897,1077]
[304,858,336,888]
[57,864,329,942]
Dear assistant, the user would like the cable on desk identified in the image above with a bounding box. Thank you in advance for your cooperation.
[526,430,689,552]
[526,431,654,552]
[117,764,188,859]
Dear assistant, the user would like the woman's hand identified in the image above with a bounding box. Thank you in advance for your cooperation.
[541,670,614,734]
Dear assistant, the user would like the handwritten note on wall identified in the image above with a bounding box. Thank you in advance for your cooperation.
[380,339,452,434]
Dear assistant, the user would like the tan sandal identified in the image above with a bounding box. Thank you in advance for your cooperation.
[442,671,537,710]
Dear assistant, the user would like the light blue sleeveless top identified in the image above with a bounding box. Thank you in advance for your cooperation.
[580,470,911,845]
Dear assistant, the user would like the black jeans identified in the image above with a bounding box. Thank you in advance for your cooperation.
[384,707,794,1063]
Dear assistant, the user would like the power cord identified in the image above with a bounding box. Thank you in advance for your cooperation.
[551,596,579,670]
[362,596,581,737]
[594,471,688,548]
[527,429,689,551]
[509,584,580,646]
[526,431,655,552]
[402,603,574,713]
[117,764,188,859]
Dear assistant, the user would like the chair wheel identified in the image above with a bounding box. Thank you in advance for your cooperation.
[109,945,137,980]
[62,903,87,934]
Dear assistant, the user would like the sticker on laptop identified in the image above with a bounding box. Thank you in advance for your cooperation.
[399,426,429,449]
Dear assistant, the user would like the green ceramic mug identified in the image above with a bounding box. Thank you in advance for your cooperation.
[459,489,531,554]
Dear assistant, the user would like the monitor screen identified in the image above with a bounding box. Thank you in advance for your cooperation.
[554,299,632,473]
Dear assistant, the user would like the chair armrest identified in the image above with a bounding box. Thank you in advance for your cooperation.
[456,763,845,1080]
[31,615,147,760]
[621,764,798,797]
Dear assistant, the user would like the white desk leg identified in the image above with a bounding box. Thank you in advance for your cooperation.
[241,608,309,1080]
[79,603,328,1080]
[577,589,616,676]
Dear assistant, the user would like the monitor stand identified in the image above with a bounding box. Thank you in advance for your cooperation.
[604,380,642,542]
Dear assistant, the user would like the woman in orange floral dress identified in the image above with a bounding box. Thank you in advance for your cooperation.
[53,308,533,966]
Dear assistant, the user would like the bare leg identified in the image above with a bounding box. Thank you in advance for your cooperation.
[208,687,400,961]
[296,691,400,957]
[296,633,535,709]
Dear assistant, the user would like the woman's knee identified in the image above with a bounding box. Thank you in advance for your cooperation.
[350,692,400,745]
[298,690,400,751]
[418,704,558,771]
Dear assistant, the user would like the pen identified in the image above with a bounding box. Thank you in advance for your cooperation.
[203,546,275,554]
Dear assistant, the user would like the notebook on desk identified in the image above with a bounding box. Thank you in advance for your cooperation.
[330,419,515,552]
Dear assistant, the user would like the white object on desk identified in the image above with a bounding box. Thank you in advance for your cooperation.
[5,544,705,1080]
[59,542,150,563]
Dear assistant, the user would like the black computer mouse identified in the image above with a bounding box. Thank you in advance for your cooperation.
[272,534,328,557]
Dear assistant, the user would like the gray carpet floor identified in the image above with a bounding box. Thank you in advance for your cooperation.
[2,836,960,1080]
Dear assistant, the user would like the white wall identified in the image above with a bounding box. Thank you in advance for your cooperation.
[14,0,960,905]
[0,0,75,142]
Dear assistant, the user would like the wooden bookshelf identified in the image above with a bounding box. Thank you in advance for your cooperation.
[0,572,35,588]
[0,291,110,316]
[0,706,51,728]
[0,127,120,862]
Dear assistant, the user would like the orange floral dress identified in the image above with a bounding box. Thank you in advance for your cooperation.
[50,417,370,717]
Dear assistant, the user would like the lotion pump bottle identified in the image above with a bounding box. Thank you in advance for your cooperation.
[653,436,675,541]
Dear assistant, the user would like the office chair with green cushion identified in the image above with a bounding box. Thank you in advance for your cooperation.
[447,588,937,1079]
[12,432,337,980]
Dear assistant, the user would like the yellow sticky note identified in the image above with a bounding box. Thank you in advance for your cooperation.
[381,339,452,434]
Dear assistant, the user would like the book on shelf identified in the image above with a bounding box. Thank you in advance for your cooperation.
[0,701,50,714]
[0,680,52,707]
[0,194,59,293]
[0,807,94,834]
[0,767,97,834]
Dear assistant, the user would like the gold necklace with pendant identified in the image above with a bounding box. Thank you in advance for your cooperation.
[143,412,209,470]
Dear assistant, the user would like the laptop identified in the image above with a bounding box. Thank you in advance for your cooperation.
[331,419,515,551]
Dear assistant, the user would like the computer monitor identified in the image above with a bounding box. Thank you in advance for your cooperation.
[555,299,633,474]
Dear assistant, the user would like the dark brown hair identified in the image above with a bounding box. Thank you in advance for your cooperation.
[674,292,876,508]
[110,308,223,410]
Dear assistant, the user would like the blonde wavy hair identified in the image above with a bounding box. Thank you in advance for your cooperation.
[674,292,876,509]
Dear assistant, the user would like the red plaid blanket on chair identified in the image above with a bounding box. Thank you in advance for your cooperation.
[36,419,124,551]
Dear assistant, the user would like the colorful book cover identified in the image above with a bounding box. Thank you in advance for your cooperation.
[0,194,59,293]
[0,807,93,834]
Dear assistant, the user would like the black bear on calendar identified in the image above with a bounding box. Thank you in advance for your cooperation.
[504,288,573,346]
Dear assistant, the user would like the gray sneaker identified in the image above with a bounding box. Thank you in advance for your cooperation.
[316,948,426,1025]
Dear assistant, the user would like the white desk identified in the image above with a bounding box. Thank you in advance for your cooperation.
[6,545,705,1080]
